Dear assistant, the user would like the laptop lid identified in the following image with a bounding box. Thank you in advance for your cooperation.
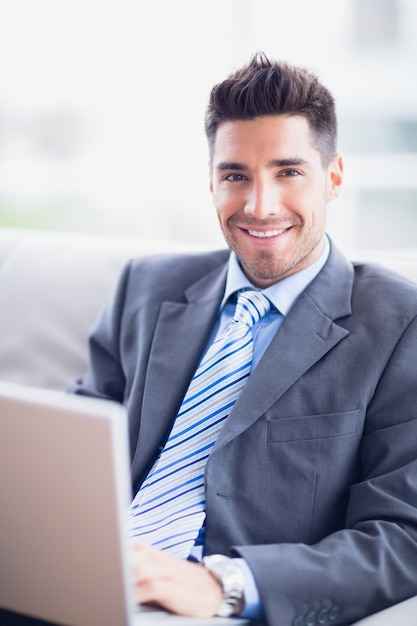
[0,381,135,626]
[0,382,248,626]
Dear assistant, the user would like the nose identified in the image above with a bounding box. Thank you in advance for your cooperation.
[244,179,279,219]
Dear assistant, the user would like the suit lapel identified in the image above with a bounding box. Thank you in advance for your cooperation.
[132,262,228,477]
[215,244,354,450]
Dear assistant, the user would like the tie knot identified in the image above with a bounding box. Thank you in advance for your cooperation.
[234,290,271,328]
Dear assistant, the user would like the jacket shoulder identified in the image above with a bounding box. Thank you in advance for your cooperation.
[352,261,417,315]
[353,260,417,293]
[123,248,230,299]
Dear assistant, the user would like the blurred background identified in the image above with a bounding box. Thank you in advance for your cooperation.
[0,0,416,251]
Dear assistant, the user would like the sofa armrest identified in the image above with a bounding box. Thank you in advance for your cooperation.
[350,594,417,625]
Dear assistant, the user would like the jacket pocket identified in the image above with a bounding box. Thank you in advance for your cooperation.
[267,409,360,442]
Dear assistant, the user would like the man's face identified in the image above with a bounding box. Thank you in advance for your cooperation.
[210,114,343,287]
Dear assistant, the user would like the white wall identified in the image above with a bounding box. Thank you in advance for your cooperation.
[0,0,416,251]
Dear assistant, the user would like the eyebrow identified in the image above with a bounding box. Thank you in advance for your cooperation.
[215,158,308,172]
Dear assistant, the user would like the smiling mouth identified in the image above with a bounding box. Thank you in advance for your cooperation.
[247,228,289,238]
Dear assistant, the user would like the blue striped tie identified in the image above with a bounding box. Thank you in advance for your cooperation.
[127,290,271,558]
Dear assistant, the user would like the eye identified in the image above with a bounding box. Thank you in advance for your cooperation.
[223,173,247,182]
[278,169,301,177]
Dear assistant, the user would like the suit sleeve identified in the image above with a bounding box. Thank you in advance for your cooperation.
[235,315,417,626]
[67,261,133,403]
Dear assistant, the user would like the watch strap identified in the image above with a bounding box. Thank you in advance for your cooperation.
[203,554,245,617]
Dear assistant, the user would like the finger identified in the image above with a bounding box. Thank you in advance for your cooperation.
[130,543,222,617]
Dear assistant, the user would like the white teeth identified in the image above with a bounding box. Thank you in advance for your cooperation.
[248,229,286,238]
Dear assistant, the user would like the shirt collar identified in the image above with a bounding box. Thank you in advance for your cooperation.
[222,236,330,315]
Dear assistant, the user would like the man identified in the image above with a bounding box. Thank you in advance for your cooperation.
[70,53,417,625]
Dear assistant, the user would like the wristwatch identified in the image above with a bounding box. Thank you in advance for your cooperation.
[202,554,245,617]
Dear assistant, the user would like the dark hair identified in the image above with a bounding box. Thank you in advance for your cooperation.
[205,52,337,165]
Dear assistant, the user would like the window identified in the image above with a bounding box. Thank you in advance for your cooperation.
[354,0,400,47]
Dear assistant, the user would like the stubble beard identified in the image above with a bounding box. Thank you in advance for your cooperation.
[222,219,326,287]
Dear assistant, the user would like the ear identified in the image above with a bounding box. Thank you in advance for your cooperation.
[326,154,344,202]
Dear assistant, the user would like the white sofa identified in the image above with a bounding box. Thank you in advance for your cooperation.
[0,227,210,390]
[2,226,417,393]
[1,226,417,625]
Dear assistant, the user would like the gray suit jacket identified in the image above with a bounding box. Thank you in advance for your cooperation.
[70,241,417,626]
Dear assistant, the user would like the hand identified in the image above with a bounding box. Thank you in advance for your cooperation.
[131,540,223,617]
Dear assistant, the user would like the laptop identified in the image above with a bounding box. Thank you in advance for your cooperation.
[0,381,246,626]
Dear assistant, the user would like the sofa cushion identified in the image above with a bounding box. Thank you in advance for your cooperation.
[0,228,204,390]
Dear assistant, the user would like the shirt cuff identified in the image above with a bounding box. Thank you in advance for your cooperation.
[234,558,265,622]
